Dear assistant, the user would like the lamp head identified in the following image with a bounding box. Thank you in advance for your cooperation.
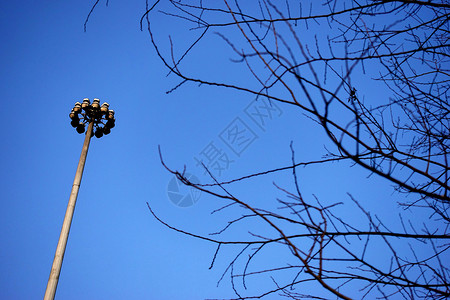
[73,102,82,113]
[76,123,85,134]
[100,102,109,114]
[81,98,90,109]
[94,127,103,138]
[69,109,79,120]
[103,126,111,135]
[92,98,100,109]
[108,110,115,120]
[70,119,79,128]
[106,119,115,129]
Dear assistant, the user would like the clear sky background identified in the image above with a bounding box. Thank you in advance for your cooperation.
[0,1,436,299]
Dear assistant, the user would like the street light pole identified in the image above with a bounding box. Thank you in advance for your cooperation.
[44,99,115,300]
[44,120,93,300]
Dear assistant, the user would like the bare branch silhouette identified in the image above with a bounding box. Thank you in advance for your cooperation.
[143,1,450,298]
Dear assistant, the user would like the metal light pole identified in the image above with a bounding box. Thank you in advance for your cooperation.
[44,98,116,300]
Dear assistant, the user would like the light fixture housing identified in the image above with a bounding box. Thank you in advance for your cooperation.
[76,123,85,134]
[69,110,78,120]
[81,98,90,109]
[70,119,79,128]
[92,98,100,109]
[100,102,109,115]
[106,119,115,129]
[94,127,103,138]
[73,102,82,113]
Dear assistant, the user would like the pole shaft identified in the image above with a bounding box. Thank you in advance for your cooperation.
[44,121,94,300]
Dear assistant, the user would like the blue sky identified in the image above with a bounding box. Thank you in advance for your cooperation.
[0,1,440,299]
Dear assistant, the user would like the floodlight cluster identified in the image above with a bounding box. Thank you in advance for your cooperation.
[69,98,115,138]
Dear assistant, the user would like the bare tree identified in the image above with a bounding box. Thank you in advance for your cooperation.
[140,0,449,299]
